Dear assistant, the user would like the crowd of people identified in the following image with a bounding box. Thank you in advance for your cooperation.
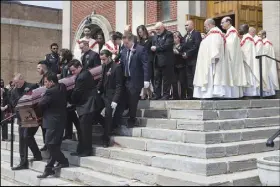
[1,17,279,178]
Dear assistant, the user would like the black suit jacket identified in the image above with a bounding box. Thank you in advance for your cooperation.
[71,69,97,116]
[182,30,202,66]
[38,83,67,129]
[81,50,101,70]
[97,61,123,103]
[152,29,174,67]
[45,53,60,74]
[173,43,185,68]
[120,44,149,92]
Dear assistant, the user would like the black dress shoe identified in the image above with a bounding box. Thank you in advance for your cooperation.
[54,162,69,170]
[11,164,28,170]
[40,145,47,151]
[62,136,72,140]
[37,170,55,178]
[29,156,43,162]
[102,139,110,148]
[160,96,170,100]
[78,151,92,157]
[127,118,136,128]
[151,95,161,100]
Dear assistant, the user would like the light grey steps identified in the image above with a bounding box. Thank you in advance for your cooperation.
[1,176,23,186]
[2,140,279,177]
[1,150,148,186]
[136,107,280,120]
[137,99,280,110]
[1,161,84,186]
[6,129,280,159]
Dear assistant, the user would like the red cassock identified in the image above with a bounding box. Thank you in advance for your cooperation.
[16,65,102,127]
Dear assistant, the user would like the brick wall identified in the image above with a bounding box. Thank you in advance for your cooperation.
[1,2,62,83]
[72,1,116,41]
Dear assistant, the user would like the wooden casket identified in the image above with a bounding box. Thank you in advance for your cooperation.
[16,65,102,127]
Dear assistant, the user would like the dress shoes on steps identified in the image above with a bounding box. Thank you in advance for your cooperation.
[11,164,28,170]
[37,168,55,178]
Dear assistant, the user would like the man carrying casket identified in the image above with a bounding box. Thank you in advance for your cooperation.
[11,73,42,170]
[37,72,69,178]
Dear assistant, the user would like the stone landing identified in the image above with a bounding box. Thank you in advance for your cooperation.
[1,99,280,186]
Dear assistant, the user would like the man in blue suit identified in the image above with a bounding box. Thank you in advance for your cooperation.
[120,33,150,128]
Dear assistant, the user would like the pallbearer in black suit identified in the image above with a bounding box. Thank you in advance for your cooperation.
[68,59,103,157]
[120,33,149,128]
[37,72,69,178]
[172,31,187,100]
[151,22,175,100]
[181,20,202,99]
[80,40,101,70]
[97,50,123,147]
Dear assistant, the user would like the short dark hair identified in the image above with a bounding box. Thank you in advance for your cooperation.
[50,43,58,49]
[68,59,82,69]
[112,32,123,40]
[100,49,112,58]
[44,71,58,84]
[137,25,149,40]
[226,18,232,25]
[60,48,73,62]
[38,60,47,65]
[123,32,134,41]
[84,25,91,30]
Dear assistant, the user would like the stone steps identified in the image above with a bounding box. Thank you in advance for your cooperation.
[1,161,83,186]
[0,149,263,186]
[137,99,280,110]
[136,107,280,120]
[1,176,23,186]
[2,140,279,177]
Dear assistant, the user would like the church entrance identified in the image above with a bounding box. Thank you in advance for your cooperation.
[80,24,104,41]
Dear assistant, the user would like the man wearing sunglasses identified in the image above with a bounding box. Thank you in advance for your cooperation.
[45,43,60,74]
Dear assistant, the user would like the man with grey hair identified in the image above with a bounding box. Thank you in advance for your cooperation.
[10,73,42,170]
[193,18,231,99]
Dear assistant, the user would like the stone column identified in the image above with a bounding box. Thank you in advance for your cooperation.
[132,1,145,35]
[177,1,190,34]
[62,1,72,49]
[262,1,280,93]
[116,1,127,33]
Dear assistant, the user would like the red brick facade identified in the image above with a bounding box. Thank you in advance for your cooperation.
[71,1,178,38]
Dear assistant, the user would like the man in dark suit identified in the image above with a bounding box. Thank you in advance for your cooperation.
[182,20,202,99]
[80,40,101,70]
[37,72,69,178]
[97,49,123,147]
[10,74,42,170]
[45,43,60,74]
[120,33,149,128]
[151,22,175,100]
[68,59,103,156]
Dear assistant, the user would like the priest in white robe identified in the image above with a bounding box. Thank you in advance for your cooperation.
[221,17,248,98]
[193,19,232,99]
[73,26,99,62]
[259,30,280,95]
[101,31,122,61]
[239,24,260,96]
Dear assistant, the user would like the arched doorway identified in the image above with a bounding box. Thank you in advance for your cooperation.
[79,24,105,41]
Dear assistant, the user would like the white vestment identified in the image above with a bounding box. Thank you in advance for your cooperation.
[101,40,119,60]
[262,38,279,95]
[224,26,248,98]
[73,37,99,62]
[193,27,232,98]
[240,33,260,96]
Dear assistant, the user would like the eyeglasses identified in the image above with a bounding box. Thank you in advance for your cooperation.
[185,25,189,26]
[52,48,58,50]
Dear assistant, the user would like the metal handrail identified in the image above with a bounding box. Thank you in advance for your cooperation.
[255,55,280,98]
[266,130,280,147]
[0,113,16,167]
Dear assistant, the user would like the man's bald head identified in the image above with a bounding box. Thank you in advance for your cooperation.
[221,16,232,30]
[185,20,194,32]
[249,27,256,37]
[239,24,249,35]
[13,73,25,88]
[154,22,165,35]
[258,30,266,39]
[204,18,216,33]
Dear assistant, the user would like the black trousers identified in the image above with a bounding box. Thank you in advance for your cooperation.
[41,126,46,143]
[79,113,94,153]
[64,110,80,138]
[172,66,187,99]
[45,143,68,169]
[1,122,8,140]
[186,64,196,99]
[18,126,41,165]
[154,65,174,98]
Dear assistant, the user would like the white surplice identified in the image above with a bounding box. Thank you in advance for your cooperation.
[224,26,248,98]
[101,40,119,60]
[240,33,260,96]
[262,38,279,95]
[193,27,232,98]
[73,37,99,62]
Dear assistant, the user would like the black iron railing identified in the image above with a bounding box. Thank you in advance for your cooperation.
[266,130,280,147]
[0,113,16,167]
[255,55,280,99]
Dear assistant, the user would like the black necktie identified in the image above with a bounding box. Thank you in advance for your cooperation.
[125,49,131,77]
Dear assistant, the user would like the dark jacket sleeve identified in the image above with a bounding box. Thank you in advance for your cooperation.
[155,32,174,53]
[141,48,149,82]
[71,72,88,105]
[185,31,202,57]
[96,65,105,93]
[38,90,52,111]
[112,64,123,103]
[93,53,101,67]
